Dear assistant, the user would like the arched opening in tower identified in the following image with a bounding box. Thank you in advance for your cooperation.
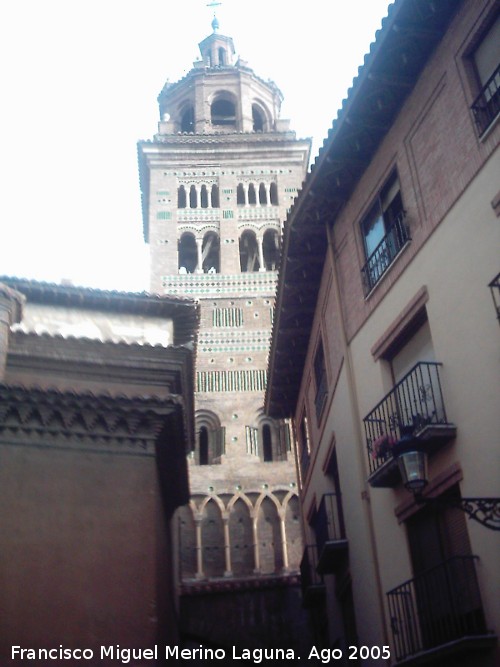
[211,98,236,127]
[262,424,273,462]
[270,182,279,205]
[199,426,209,465]
[180,105,194,133]
[202,232,220,273]
[258,183,267,205]
[189,185,198,208]
[178,233,197,273]
[200,184,209,208]
[263,228,280,270]
[237,183,245,205]
[252,104,265,132]
[218,47,226,65]
[248,183,257,205]
[211,184,220,208]
[177,185,187,208]
[239,230,260,272]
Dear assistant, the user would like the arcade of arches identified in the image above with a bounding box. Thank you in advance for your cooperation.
[177,490,301,580]
[178,229,280,274]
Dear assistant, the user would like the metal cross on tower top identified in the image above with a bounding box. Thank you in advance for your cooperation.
[206,1,222,32]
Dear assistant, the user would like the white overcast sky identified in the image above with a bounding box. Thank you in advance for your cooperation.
[0,0,390,292]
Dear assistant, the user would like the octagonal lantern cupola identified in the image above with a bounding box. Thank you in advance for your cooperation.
[157,24,287,137]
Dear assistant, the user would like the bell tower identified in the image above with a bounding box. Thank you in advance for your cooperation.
[138,13,311,649]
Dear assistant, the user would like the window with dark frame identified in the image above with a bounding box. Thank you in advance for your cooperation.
[298,413,311,483]
[313,338,328,422]
[360,170,409,295]
[470,14,500,137]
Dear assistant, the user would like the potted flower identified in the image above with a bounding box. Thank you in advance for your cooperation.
[371,433,397,459]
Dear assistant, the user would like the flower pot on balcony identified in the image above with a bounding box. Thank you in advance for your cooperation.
[371,433,397,459]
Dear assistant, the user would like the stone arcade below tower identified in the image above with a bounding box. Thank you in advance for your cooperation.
[138,19,312,650]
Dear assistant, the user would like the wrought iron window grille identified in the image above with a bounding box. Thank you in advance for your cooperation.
[471,62,500,137]
[361,211,411,295]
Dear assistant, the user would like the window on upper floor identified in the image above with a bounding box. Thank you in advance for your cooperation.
[360,170,410,295]
[262,424,273,462]
[297,413,311,486]
[470,14,500,137]
[313,337,328,422]
[195,412,225,465]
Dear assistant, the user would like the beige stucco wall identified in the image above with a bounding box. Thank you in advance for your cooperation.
[347,146,500,633]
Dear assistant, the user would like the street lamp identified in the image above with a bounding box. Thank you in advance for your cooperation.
[392,435,500,531]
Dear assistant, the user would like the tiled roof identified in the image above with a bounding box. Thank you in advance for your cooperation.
[0,276,199,347]
[266,0,462,418]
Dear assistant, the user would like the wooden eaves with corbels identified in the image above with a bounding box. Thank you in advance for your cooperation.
[265,0,462,419]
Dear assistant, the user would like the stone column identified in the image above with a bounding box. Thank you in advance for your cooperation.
[195,238,204,274]
[279,516,289,571]
[223,518,232,576]
[0,284,24,381]
[252,517,260,573]
[195,519,204,579]
[257,237,265,272]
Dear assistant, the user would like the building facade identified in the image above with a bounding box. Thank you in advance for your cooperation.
[267,0,499,664]
[0,277,198,661]
[137,19,312,650]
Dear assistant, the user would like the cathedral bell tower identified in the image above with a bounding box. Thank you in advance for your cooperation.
[138,14,311,649]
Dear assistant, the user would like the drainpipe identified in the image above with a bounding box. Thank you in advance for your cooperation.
[325,224,389,649]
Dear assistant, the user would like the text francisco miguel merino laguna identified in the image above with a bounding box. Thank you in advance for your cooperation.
[11,645,300,663]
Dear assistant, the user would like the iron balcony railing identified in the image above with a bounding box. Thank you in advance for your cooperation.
[315,492,346,554]
[364,361,451,478]
[471,62,500,137]
[361,212,410,295]
[314,372,328,422]
[387,556,489,662]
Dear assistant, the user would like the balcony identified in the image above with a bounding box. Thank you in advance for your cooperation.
[387,556,496,664]
[361,212,411,295]
[314,492,348,575]
[471,63,500,137]
[300,544,325,608]
[363,362,456,488]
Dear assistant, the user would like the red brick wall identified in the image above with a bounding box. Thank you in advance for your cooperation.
[331,0,499,342]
